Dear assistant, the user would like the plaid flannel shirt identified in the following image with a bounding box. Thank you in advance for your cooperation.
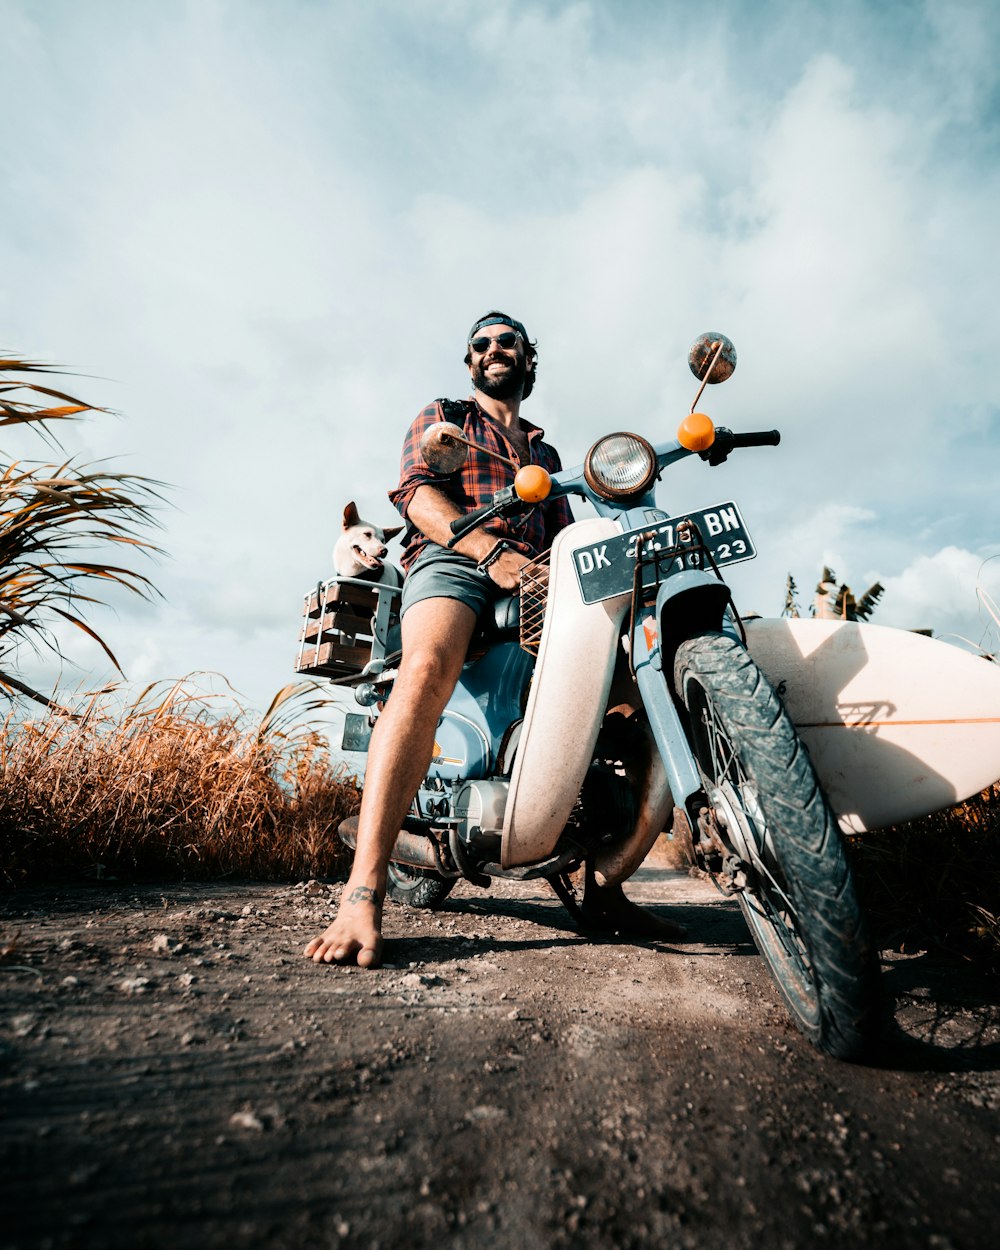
[388,398,574,570]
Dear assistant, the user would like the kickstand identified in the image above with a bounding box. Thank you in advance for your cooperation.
[546,868,588,930]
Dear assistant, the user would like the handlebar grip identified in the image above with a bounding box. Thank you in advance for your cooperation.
[448,484,518,541]
[731,430,781,448]
[449,500,497,536]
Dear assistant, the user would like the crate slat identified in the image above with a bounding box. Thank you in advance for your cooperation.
[299,608,373,644]
[295,640,373,673]
[307,580,398,615]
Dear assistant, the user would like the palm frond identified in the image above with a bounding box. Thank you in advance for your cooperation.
[783,573,801,618]
[854,582,885,622]
[1,355,166,702]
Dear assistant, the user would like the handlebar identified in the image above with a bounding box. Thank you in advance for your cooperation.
[700,427,780,467]
[450,499,499,536]
[445,424,782,544]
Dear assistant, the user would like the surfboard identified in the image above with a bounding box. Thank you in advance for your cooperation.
[744,618,1000,834]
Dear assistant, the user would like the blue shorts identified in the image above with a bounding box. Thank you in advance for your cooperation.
[400,545,505,619]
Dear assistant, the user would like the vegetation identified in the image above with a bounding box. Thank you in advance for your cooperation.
[0,680,359,884]
[1,355,161,708]
[849,783,1000,969]
[0,353,358,885]
[784,567,885,622]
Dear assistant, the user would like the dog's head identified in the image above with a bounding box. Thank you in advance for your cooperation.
[336,501,403,576]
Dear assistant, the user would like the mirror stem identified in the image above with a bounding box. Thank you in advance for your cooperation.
[689,339,726,414]
[448,432,517,470]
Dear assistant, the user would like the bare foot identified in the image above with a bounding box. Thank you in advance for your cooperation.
[303,884,383,968]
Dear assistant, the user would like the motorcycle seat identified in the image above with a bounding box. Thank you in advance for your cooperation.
[474,593,520,643]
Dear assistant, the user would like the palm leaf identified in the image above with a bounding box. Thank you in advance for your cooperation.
[1,354,166,703]
[855,582,885,622]
[783,573,801,618]
[50,606,124,672]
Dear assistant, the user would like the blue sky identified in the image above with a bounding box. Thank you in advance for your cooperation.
[3,0,999,719]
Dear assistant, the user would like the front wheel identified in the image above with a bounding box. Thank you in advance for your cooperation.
[674,632,882,1061]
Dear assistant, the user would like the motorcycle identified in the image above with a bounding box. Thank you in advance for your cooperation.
[309,333,882,1062]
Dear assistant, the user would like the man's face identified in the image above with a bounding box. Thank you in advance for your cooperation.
[468,325,529,401]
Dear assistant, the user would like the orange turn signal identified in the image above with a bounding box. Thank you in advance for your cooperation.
[514,464,552,503]
[677,412,715,452]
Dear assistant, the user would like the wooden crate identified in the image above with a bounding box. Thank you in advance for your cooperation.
[295,576,401,680]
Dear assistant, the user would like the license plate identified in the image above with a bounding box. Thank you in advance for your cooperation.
[572,501,756,605]
[342,713,373,753]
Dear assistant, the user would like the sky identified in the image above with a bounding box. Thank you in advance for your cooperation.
[3,0,999,737]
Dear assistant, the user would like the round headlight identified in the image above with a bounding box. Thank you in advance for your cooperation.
[583,432,658,500]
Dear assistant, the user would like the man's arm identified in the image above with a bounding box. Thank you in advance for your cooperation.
[407,484,527,592]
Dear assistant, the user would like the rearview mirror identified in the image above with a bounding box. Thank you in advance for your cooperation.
[420,421,469,474]
[688,333,737,384]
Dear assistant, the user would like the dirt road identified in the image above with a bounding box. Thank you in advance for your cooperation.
[2,863,999,1250]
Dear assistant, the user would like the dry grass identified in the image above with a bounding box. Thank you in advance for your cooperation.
[0,680,359,885]
[849,782,1000,967]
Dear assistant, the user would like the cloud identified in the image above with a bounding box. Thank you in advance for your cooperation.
[879,547,1000,646]
[3,0,999,711]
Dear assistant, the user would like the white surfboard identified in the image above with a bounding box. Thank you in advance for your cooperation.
[744,618,1000,834]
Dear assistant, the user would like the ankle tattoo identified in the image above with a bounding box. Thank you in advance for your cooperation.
[346,885,382,907]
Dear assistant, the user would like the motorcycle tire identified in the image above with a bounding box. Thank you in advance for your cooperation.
[386,861,455,910]
[674,631,882,1062]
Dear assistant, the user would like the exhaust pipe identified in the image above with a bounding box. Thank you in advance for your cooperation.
[338,816,445,873]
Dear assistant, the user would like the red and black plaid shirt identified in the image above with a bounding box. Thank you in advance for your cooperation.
[388,398,575,570]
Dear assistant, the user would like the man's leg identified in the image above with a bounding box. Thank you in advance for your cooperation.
[304,596,478,968]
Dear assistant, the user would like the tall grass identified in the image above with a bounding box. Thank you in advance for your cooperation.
[849,782,1000,968]
[0,680,359,884]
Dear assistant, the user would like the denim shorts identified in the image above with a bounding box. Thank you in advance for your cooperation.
[400,545,504,619]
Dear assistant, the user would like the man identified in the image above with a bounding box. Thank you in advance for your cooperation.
[305,312,684,970]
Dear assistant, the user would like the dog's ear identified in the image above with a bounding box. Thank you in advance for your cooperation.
[382,525,403,542]
[343,501,360,530]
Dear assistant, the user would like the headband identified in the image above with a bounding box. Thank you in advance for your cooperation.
[467,312,530,344]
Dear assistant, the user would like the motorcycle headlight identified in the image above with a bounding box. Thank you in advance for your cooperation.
[583,432,658,501]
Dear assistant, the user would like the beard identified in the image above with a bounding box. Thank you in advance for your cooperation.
[472,352,528,400]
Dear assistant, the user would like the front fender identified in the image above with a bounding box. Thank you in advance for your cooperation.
[501,518,629,868]
[656,570,734,656]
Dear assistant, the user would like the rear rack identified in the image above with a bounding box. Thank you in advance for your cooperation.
[295,576,401,683]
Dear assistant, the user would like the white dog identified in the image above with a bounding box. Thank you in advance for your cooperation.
[333,501,403,588]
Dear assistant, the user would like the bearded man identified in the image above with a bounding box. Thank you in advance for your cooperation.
[305,311,684,969]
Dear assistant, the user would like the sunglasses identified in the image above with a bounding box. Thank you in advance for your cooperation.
[469,330,521,354]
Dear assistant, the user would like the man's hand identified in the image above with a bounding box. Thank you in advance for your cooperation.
[487,549,529,591]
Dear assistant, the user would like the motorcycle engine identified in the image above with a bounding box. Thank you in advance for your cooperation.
[452,780,509,851]
[566,762,637,849]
